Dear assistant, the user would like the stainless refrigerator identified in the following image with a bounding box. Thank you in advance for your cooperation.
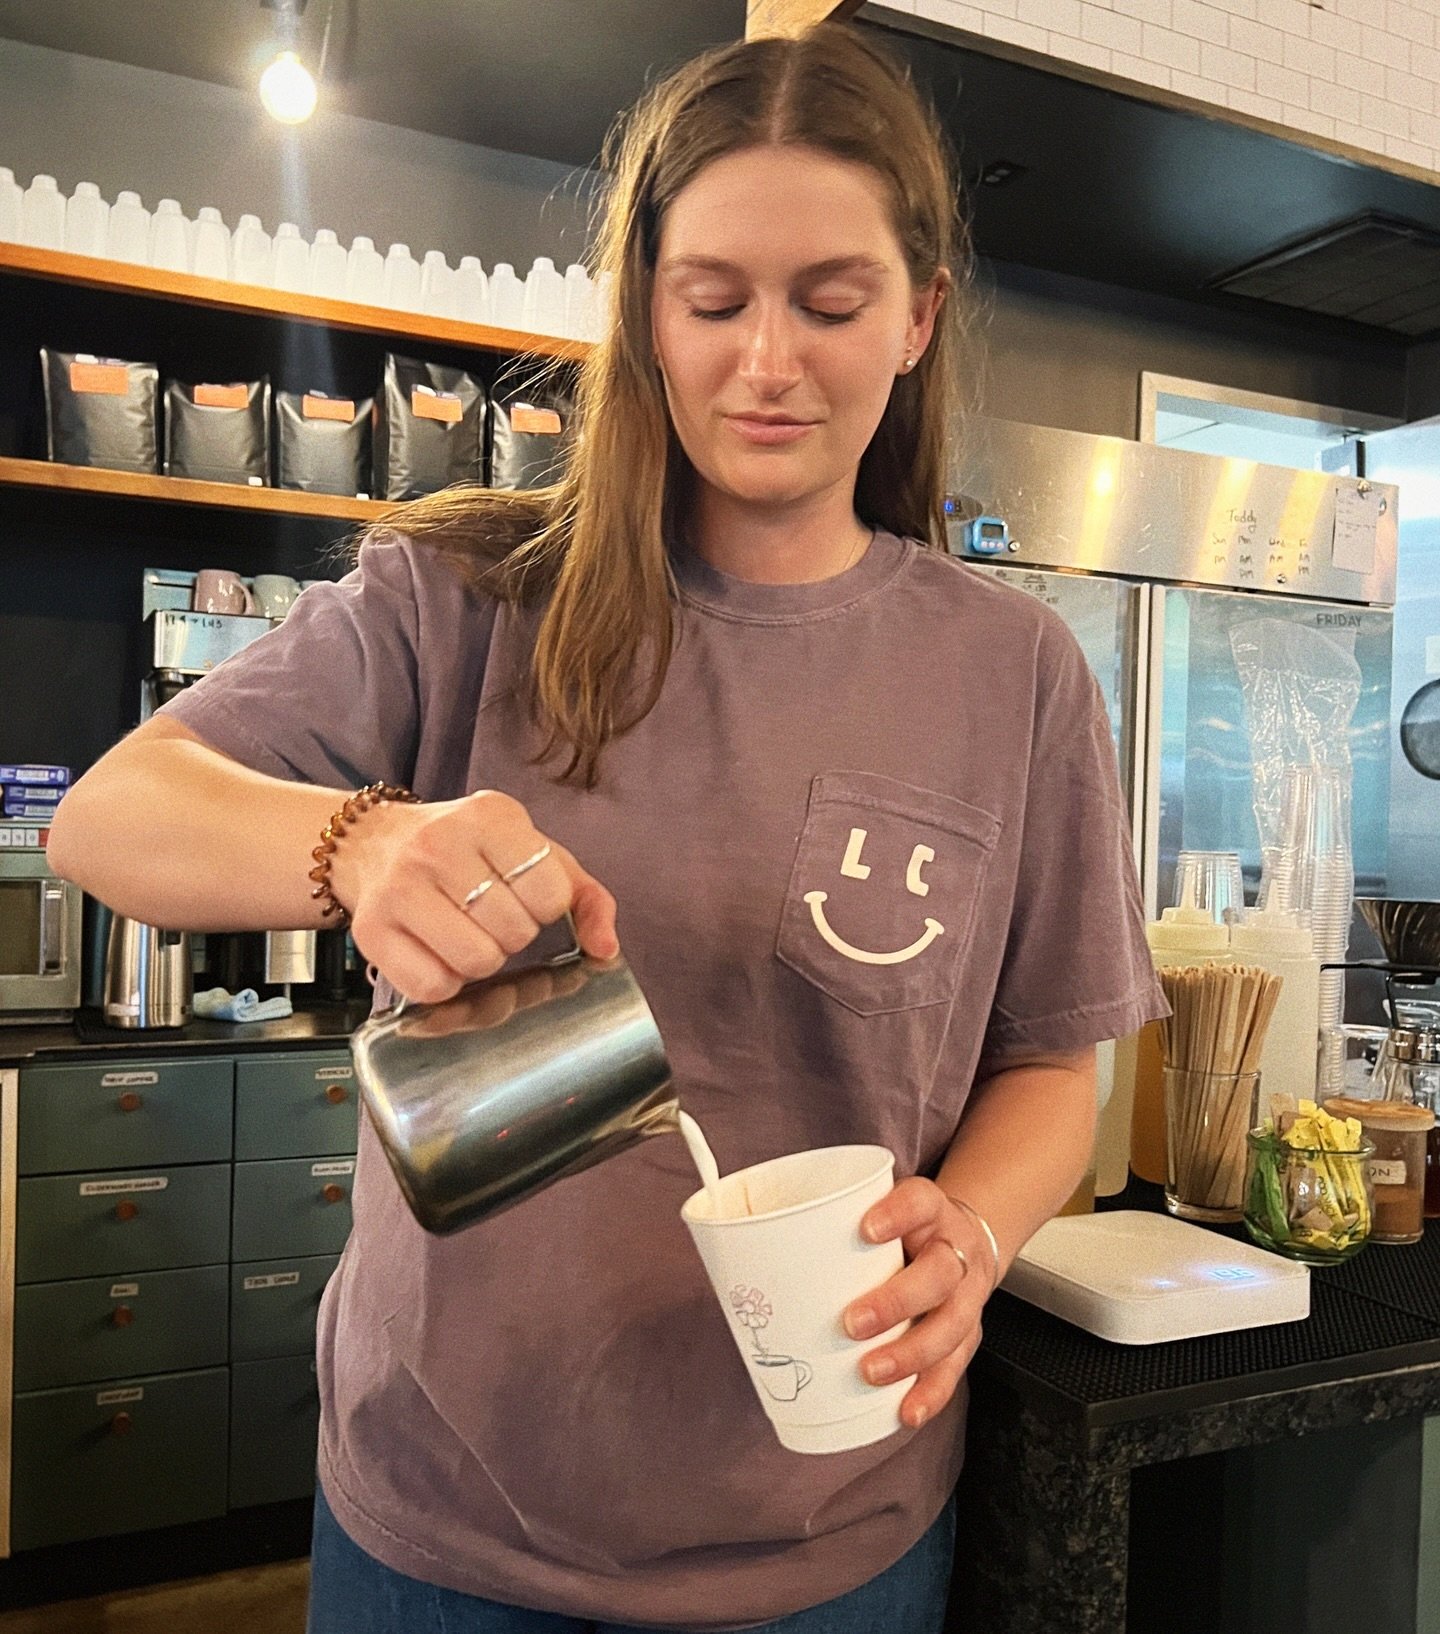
[948,417,1399,921]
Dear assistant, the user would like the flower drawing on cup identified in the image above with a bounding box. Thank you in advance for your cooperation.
[803,826,944,967]
[729,1283,813,1402]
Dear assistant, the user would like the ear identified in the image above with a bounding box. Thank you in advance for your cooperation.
[905,266,950,368]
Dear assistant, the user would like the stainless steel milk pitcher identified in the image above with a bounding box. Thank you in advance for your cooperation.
[351,938,677,1234]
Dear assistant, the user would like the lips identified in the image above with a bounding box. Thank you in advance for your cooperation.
[725,413,819,446]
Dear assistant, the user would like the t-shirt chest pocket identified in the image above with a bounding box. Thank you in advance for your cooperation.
[776,772,1002,1017]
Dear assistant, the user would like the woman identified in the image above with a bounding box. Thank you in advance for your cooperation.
[49,24,1165,1634]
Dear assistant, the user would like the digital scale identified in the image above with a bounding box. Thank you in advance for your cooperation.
[1002,1211,1310,1345]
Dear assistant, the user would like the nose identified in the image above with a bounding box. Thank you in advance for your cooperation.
[736,301,803,397]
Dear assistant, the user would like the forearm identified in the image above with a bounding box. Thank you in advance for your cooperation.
[934,1048,1097,1279]
[46,719,345,932]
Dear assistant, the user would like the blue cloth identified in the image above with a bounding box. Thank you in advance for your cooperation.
[191,986,293,1023]
[306,1480,956,1634]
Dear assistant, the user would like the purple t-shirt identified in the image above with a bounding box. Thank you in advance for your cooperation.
[163,528,1165,1628]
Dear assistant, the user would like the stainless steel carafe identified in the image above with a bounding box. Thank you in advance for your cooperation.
[103,914,193,1028]
[352,940,676,1234]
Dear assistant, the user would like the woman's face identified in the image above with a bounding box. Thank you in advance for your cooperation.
[651,144,944,517]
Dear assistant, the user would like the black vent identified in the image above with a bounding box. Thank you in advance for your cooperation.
[1210,213,1440,339]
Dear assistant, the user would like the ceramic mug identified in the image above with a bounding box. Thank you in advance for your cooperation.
[252,573,301,619]
[192,569,255,615]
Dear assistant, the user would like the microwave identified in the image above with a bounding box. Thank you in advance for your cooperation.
[0,851,82,1022]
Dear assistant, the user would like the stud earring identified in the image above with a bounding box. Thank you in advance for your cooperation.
[904,356,915,372]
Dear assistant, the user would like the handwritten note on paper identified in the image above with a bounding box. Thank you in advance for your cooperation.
[1331,485,1380,576]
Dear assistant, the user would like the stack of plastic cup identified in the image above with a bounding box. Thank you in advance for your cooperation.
[1173,851,1245,926]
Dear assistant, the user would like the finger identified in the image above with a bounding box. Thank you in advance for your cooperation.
[551,841,620,959]
[455,877,543,958]
[844,1236,966,1340]
[354,921,471,1008]
[899,1324,982,1429]
[860,1298,975,1388]
[860,1176,946,1248]
[354,882,509,994]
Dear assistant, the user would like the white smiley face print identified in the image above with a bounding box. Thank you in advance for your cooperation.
[777,772,1001,1017]
[803,826,945,966]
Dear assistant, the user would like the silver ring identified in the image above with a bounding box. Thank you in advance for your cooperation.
[501,842,551,885]
[462,878,496,911]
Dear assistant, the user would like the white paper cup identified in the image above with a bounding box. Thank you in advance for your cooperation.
[681,1144,913,1454]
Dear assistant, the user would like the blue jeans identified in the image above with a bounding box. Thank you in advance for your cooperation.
[306,1480,956,1634]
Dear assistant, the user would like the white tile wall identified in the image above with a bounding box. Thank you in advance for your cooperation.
[885,0,1440,176]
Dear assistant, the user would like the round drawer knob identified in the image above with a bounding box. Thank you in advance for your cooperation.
[110,1411,133,1436]
[321,1183,346,1204]
[111,1305,135,1328]
[115,1200,140,1223]
[117,1091,144,1113]
[324,1084,349,1105]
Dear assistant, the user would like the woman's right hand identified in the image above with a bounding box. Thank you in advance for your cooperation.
[327,789,618,1004]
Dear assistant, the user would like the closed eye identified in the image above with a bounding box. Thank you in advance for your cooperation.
[689,306,864,325]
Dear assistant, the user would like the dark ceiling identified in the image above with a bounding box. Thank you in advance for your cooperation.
[1,0,1437,339]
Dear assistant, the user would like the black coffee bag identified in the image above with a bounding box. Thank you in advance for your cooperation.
[275,390,374,497]
[164,378,271,486]
[489,376,574,491]
[41,349,158,474]
[375,353,487,500]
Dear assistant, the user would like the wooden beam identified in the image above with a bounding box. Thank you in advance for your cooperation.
[745,0,864,40]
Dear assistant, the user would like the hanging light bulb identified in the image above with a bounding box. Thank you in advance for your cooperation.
[259,49,318,123]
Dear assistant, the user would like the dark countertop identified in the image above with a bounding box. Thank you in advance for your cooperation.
[0,1002,371,1064]
[975,1180,1440,1463]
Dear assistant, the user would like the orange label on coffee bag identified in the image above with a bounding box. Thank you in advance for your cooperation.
[194,383,249,409]
[511,405,562,435]
[302,394,356,422]
[411,388,463,424]
[69,361,129,396]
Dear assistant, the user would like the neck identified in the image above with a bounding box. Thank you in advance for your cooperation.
[685,476,871,585]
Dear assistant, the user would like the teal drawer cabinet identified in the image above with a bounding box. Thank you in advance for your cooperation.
[234,1052,358,1161]
[16,1163,232,1283]
[10,1367,229,1551]
[18,1058,233,1175]
[13,1265,230,1392]
[230,1254,340,1364]
[232,1157,354,1262]
[229,1354,321,1509]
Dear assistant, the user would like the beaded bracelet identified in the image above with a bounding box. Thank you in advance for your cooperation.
[307,781,419,930]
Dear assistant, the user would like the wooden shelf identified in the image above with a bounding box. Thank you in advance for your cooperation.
[0,241,591,363]
[0,456,392,523]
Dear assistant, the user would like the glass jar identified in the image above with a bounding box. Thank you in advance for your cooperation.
[1244,1129,1374,1265]
[1324,1095,1432,1244]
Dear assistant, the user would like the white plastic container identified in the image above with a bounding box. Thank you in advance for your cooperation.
[592,269,615,341]
[453,255,489,325]
[1228,909,1321,1113]
[522,256,565,335]
[191,206,231,279]
[149,198,190,272]
[562,263,592,340]
[309,228,348,298]
[488,261,524,329]
[105,191,150,263]
[21,173,65,250]
[64,181,109,257]
[420,250,454,317]
[231,215,273,286]
[381,243,421,310]
[0,167,21,244]
[272,222,311,293]
[345,235,384,304]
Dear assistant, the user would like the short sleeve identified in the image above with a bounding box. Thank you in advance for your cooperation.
[977,618,1168,1075]
[159,532,423,789]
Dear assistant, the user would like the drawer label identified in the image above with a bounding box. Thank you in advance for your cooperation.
[109,1282,140,1298]
[80,1177,168,1196]
[243,1271,302,1291]
[316,1066,354,1081]
[97,1387,143,1406]
[101,1071,159,1087]
[312,1160,355,1177]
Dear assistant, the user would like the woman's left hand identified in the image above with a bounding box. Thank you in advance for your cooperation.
[842,1176,996,1429]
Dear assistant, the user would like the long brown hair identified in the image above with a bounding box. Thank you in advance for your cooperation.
[373,23,977,786]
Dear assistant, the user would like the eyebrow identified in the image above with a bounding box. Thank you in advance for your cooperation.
[659,255,891,280]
